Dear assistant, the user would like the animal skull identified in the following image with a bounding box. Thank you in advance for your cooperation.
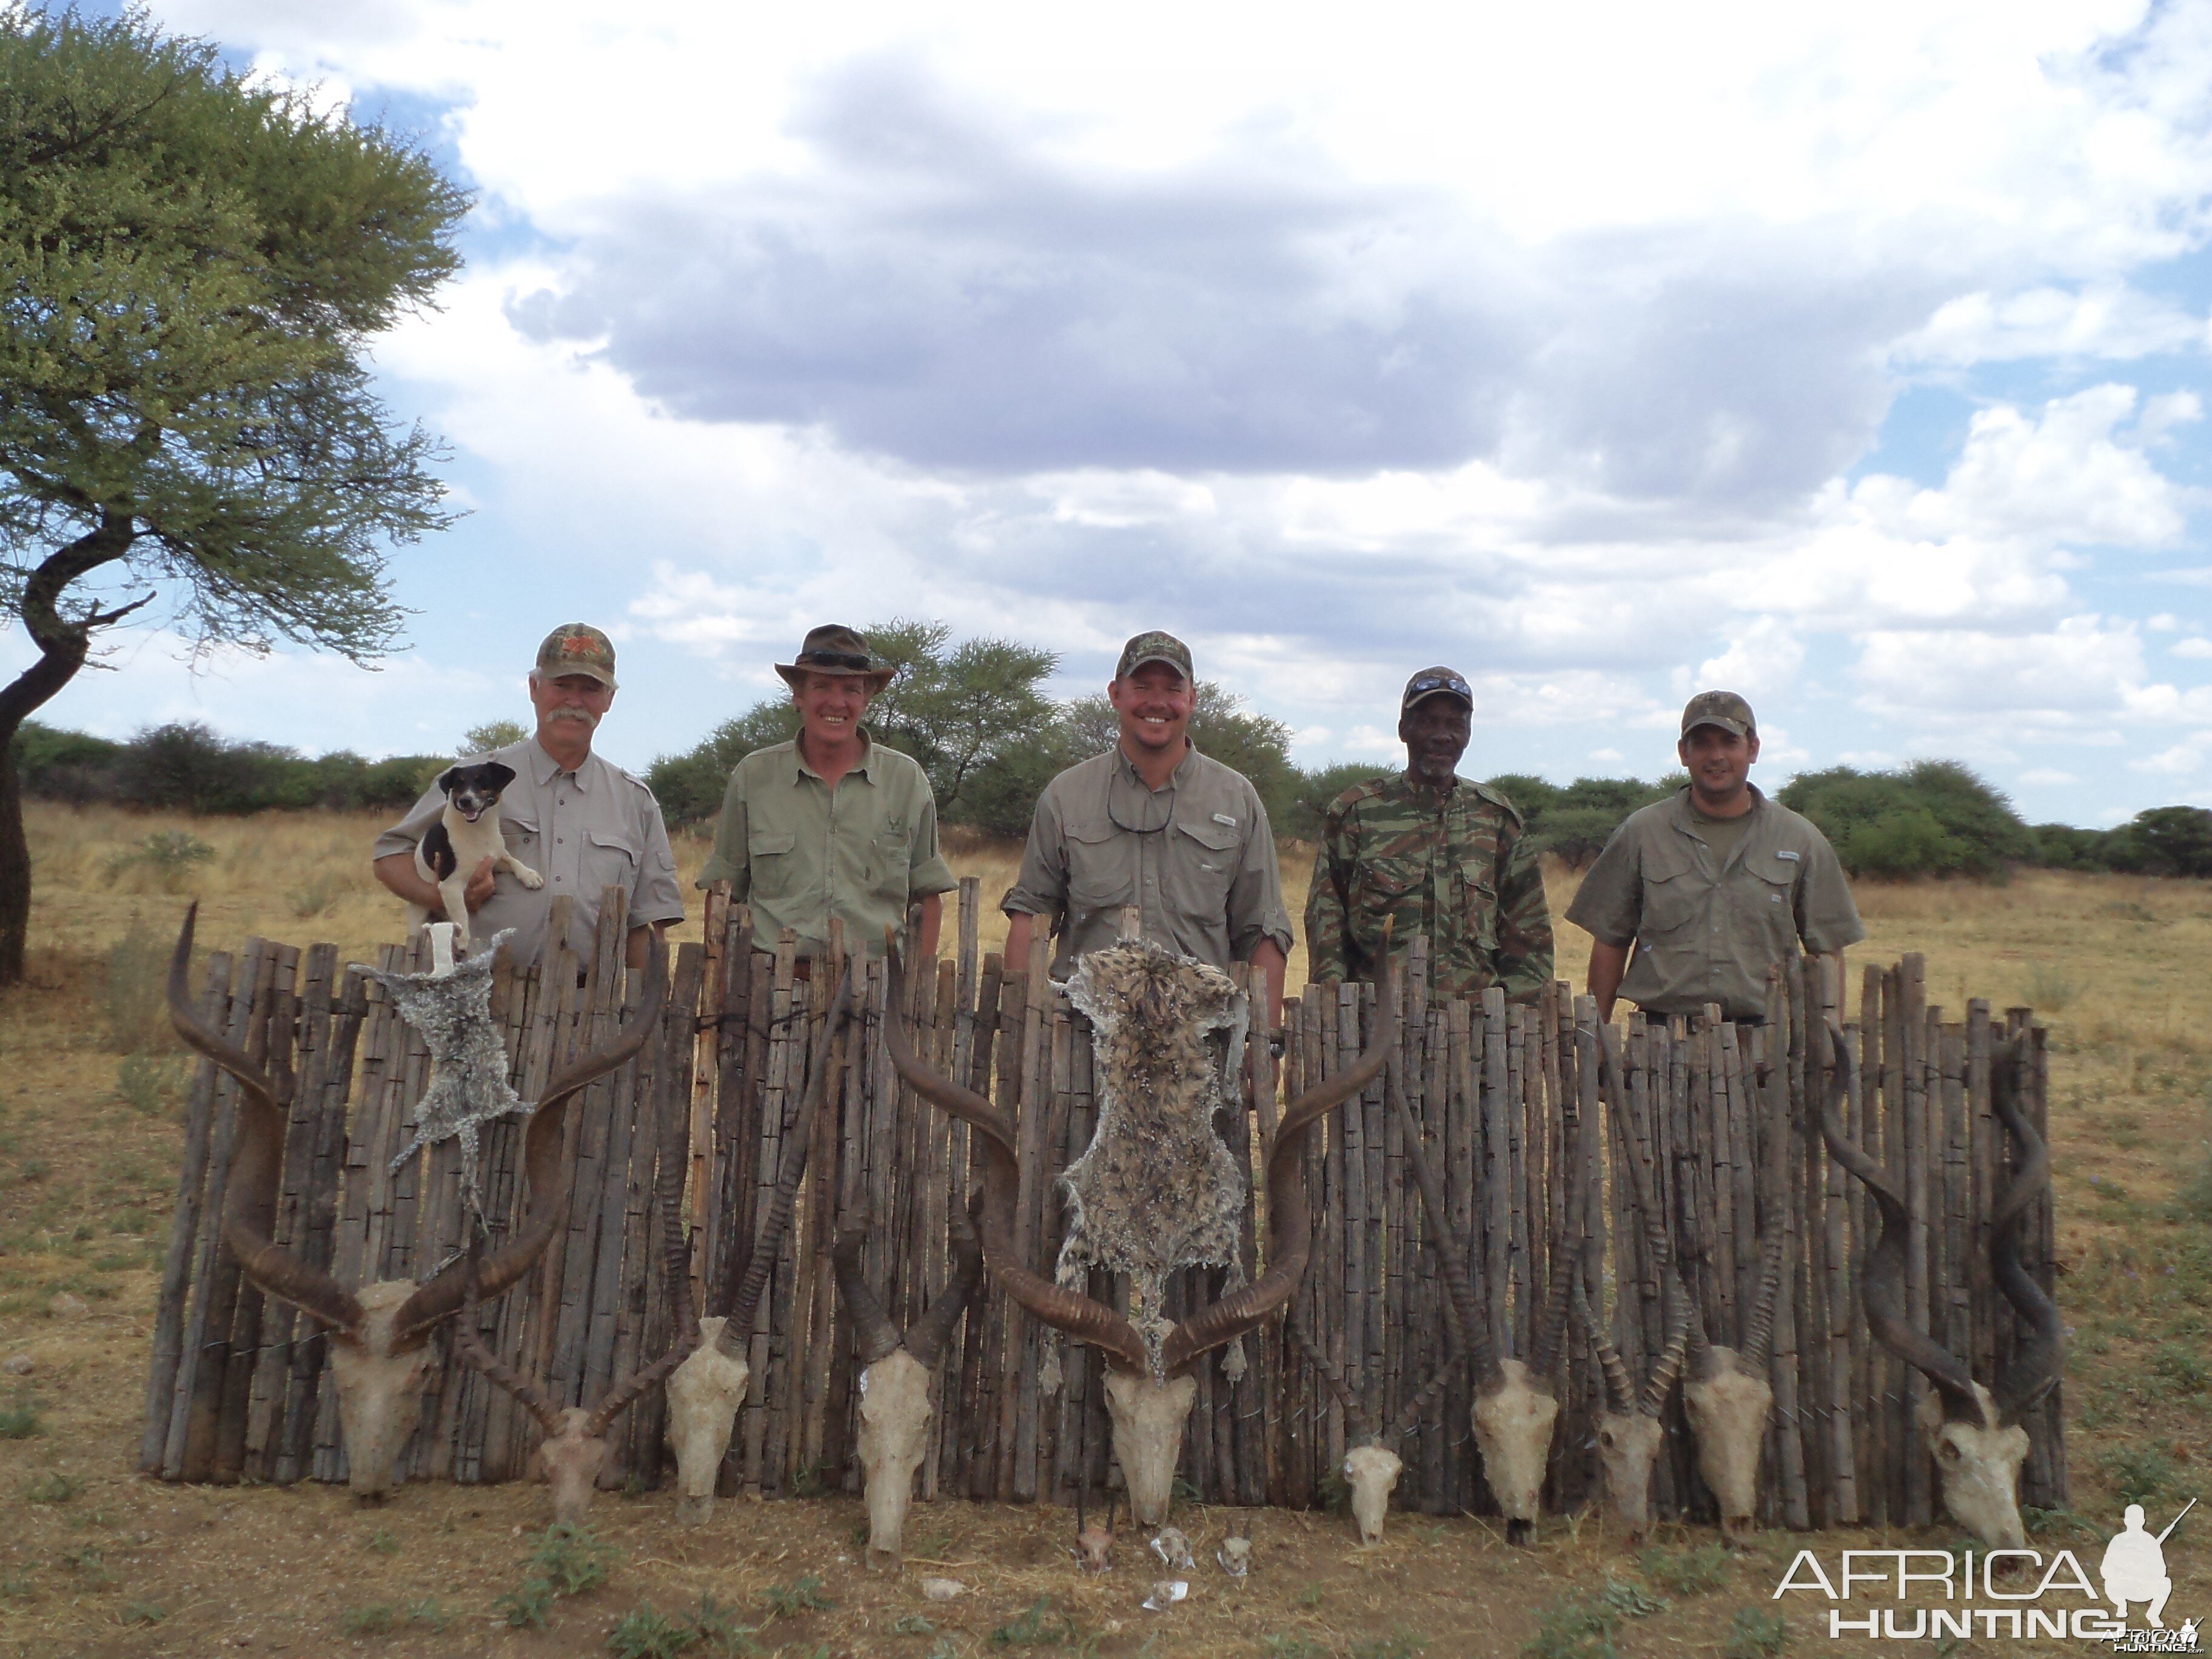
[1682,1347,1772,1544]
[1343,1443,1404,1547]
[1074,1513,1116,1574]
[1106,1371,1198,1528]
[664,1318,751,1525]
[1921,1384,2030,1550]
[1149,1526,1196,1574]
[530,1407,612,1525]
[1472,1358,1560,1544]
[325,1283,438,1500]
[1218,1530,1252,1577]
[856,1350,935,1564]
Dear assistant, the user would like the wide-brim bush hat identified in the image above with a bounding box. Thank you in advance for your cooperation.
[774,623,897,692]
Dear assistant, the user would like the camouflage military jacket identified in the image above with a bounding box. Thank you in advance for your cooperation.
[1304,772,1553,1004]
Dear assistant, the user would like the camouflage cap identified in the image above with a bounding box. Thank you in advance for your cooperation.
[1114,630,1193,682]
[775,623,896,691]
[1680,689,1755,739]
[535,623,617,689]
[1401,666,1474,714]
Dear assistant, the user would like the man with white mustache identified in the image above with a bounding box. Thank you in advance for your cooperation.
[1004,631,1292,1019]
[373,622,683,969]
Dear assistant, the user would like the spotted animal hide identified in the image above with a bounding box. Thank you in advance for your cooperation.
[1058,940,1250,1379]
[366,930,526,1221]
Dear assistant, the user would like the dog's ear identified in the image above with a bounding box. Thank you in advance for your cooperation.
[479,762,517,791]
[437,765,463,796]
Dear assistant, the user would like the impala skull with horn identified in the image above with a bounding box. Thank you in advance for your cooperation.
[1575,1050,1691,1542]
[1386,1015,1583,1546]
[660,973,855,1524]
[164,904,666,1501]
[886,931,1393,1527]
[832,1195,985,1564]
[450,1027,699,1524]
[1820,1028,2062,1550]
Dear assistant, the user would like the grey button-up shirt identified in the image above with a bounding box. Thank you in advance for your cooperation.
[1565,785,1864,1020]
[373,736,685,965]
[1004,743,1294,979]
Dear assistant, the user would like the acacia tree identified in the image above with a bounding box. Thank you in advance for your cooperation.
[0,9,466,981]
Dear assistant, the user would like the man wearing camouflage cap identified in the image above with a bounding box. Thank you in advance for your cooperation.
[1566,691,1863,1022]
[1306,666,1553,1004]
[1004,630,1294,1017]
[373,623,684,970]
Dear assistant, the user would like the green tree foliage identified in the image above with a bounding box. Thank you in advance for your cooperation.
[1780,762,2029,877]
[1481,773,1682,868]
[10,719,441,812]
[461,719,528,755]
[0,8,468,978]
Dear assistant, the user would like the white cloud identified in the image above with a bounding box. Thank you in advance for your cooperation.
[2019,767,2080,785]
[1897,285,2208,364]
[1588,746,1626,763]
[1696,618,1805,700]
[2131,743,2205,777]
[2173,637,2212,659]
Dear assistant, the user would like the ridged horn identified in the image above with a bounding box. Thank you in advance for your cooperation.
[903,1193,985,1372]
[452,1251,565,1437]
[1988,1037,2063,1426]
[833,1213,905,1369]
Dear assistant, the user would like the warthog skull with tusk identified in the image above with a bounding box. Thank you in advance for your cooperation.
[885,928,1393,1528]
[164,905,665,1502]
[1822,1030,2062,1549]
[831,1195,985,1564]
[660,972,855,1524]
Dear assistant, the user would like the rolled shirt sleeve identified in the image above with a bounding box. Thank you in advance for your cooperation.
[1563,824,1643,948]
[372,776,447,865]
[1226,788,1294,962]
[696,769,752,899]
[629,793,686,929]
[1794,834,1866,954]
[1002,783,1071,920]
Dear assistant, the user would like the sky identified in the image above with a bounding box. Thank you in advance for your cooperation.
[10,0,2212,827]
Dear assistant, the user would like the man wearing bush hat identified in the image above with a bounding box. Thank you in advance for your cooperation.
[372,622,684,970]
[1003,629,1293,1018]
[1306,665,1553,1003]
[1566,690,1863,1022]
[697,623,956,964]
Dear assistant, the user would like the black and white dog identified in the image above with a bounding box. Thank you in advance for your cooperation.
[408,762,542,955]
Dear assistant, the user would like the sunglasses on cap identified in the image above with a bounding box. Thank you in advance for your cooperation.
[799,650,874,671]
[1405,672,1473,702]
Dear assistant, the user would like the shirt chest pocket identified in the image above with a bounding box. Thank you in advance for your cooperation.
[1457,859,1501,952]
[1638,841,1706,939]
[1064,817,1135,918]
[1742,857,1799,948]
[1164,816,1240,920]
[1351,854,1424,951]
[872,826,914,901]
[500,814,541,873]
[748,830,802,902]
[583,830,639,901]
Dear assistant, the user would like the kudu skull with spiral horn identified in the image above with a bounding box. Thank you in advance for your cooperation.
[885,930,1393,1527]
[1821,1028,2063,1549]
[659,972,856,1524]
[832,1195,985,1564]
[164,905,666,1501]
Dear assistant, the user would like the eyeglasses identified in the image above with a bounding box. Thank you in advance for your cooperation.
[799,651,874,671]
[1107,765,1175,834]
[1405,672,1472,702]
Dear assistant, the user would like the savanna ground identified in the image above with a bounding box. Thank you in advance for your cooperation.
[2,801,2208,1659]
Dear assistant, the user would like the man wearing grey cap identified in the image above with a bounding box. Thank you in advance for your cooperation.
[373,622,685,970]
[1306,666,1553,1003]
[1566,691,1863,1022]
[1003,630,1294,1019]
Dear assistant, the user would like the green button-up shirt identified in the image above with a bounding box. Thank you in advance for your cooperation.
[1564,785,1865,1020]
[697,734,957,957]
[1305,771,1553,1004]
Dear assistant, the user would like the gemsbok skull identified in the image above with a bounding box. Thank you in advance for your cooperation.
[164,905,665,1501]
[885,933,1392,1527]
[1820,1030,2062,1549]
[831,1196,985,1564]
[660,973,855,1524]
[1384,1030,1584,1546]
[449,1033,699,1524]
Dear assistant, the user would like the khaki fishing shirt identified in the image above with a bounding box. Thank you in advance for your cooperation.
[373,737,685,966]
[1564,785,1864,1021]
[697,734,956,958]
[1305,772,1554,1003]
[1003,743,1294,979]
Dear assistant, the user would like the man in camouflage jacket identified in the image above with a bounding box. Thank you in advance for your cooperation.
[1305,666,1553,1004]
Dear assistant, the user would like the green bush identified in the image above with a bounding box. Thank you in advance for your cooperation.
[1782,762,2028,879]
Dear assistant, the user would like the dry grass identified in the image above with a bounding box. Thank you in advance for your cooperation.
[2,805,2208,1656]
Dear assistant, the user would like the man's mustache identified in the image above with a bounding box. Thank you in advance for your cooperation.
[548,706,600,725]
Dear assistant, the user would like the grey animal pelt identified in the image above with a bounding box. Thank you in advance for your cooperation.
[1057,940,1251,1379]
[364,930,526,1222]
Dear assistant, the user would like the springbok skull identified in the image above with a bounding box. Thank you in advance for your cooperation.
[832,1196,984,1564]
[164,905,665,1501]
[449,1030,699,1525]
[885,930,1393,1527]
[661,973,854,1524]
[1073,1487,1119,1574]
[1822,1030,2062,1550]
[1383,1026,1583,1546]
[1288,1302,1450,1546]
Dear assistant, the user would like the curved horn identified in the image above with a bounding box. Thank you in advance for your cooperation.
[1816,1025,1983,1423]
[1572,1275,1635,1416]
[1988,1039,2063,1426]
[395,930,671,1344]
[1527,1084,1587,1380]
[712,974,856,1355]
[452,1252,565,1438]
[833,1213,905,1368]
[1384,1359,1452,1443]
[1739,1231,1788,1372]
[903,1191,985,1371]
[167,905,364,1334]
[1595,1037,1692,1415]
[888,937,1154,1375]
[1159,940,1397,1372]
[1287,1302,1373,1445]
[1380,989,1504,1392]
